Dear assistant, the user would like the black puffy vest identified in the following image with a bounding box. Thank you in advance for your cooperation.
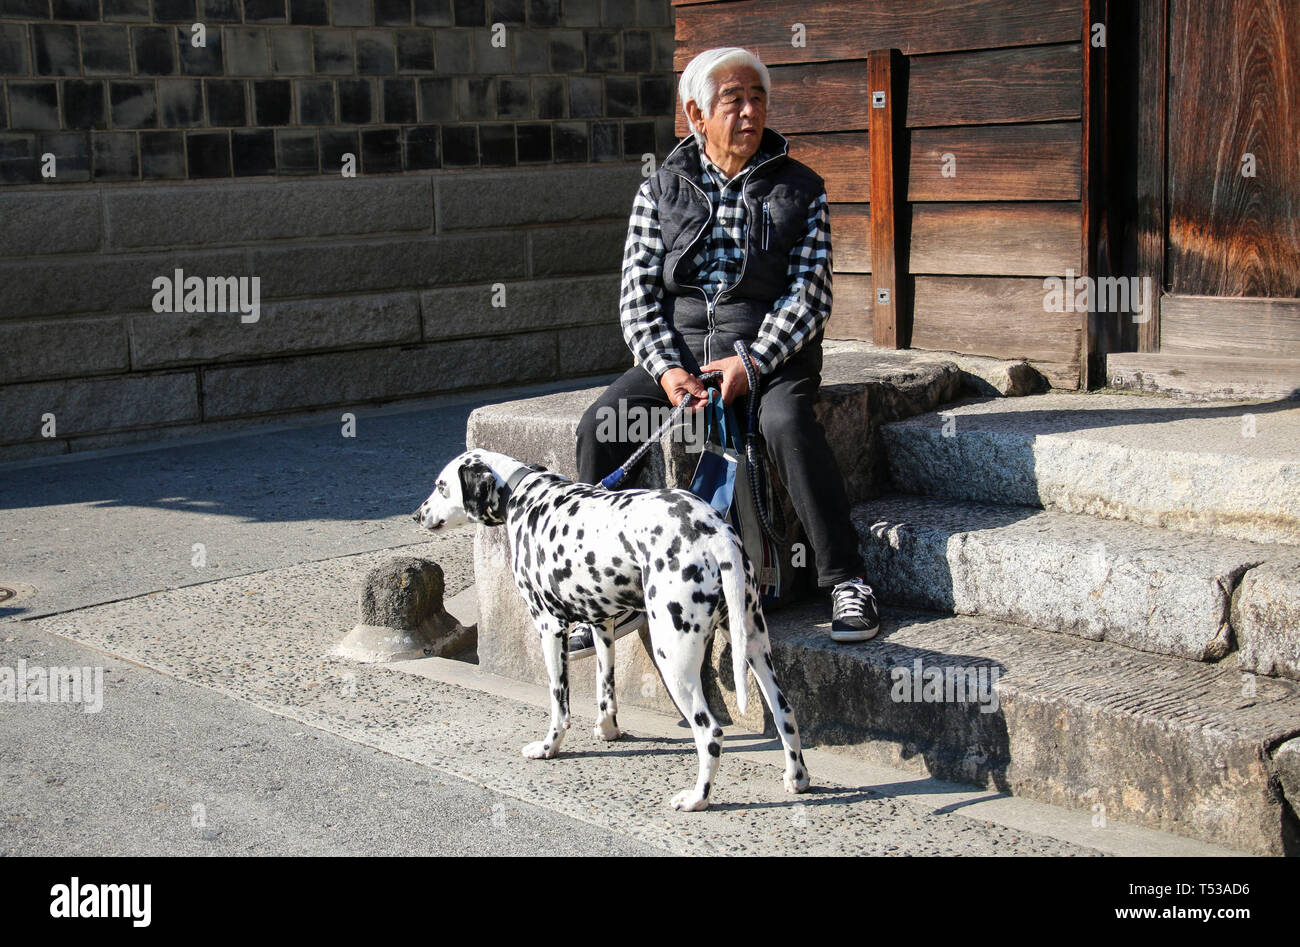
[646,127,826,369]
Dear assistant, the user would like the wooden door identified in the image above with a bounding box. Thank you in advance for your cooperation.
[1147,0,1300,375]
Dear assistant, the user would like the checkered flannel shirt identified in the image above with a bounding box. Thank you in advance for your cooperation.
[619,145,834,383]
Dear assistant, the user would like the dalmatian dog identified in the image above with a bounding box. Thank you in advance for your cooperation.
[413,448,810,810]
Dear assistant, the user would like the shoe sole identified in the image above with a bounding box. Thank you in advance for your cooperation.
[830,623,880,643]
[568,614,647,660]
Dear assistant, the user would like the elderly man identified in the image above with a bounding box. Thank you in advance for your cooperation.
[571,46,879,656]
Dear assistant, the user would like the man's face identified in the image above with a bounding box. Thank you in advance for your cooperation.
[689,65,767,169]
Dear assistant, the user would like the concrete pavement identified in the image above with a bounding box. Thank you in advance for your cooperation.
[0,386,1245,855]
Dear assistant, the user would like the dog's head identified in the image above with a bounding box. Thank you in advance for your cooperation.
[412,451,507,531]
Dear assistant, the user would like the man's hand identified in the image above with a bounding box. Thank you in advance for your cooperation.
[659,367,709,408]
[699,355,752,406]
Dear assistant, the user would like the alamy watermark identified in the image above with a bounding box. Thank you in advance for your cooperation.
[0,660,104,714]
[151,268,261,324]
[889,659,1000,714]
[591,399,711,451]
[1043,269,1153,323]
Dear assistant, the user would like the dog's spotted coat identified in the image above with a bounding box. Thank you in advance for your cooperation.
[414,449,810,810]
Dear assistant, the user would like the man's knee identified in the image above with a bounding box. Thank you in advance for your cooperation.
[757,395,817,443]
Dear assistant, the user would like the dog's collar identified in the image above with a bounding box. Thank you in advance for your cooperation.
[505,464,547,493]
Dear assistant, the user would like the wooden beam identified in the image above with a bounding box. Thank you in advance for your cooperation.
[1080,0,1107,389]
[868,48,908,348]
[1135,0,1166,351]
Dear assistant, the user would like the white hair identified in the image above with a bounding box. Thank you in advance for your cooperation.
[678,47,771,149]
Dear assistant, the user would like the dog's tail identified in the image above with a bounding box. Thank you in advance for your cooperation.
[715,533,750,716]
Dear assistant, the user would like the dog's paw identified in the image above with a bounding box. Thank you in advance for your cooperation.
[593,718,621,742]
[670,789,710,812]
[784,767,811,794]
[521,740,558,760]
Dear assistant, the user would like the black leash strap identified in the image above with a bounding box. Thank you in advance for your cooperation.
[732,340,786,545]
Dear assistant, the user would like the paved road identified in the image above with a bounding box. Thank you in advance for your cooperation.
[0,377,612,621]
[0,618,664,856]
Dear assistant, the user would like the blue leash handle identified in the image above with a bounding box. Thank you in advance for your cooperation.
[599,369,724,490]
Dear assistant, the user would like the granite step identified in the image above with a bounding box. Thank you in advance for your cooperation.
[470,575,1300,854]
[852,493,1292,665]
[748,601,1300,856]
[882,392,1300,546]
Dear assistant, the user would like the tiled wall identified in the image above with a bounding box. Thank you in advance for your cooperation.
[0,0,677,181]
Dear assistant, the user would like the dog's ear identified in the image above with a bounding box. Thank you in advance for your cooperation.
[458,459,506,525]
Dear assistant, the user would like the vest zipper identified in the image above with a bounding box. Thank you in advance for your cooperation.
[668,143,784,365]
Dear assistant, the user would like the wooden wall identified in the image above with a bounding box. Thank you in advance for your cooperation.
[672,0,1087,387]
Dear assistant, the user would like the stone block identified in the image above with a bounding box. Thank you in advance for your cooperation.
[421,274,616,339]
[530,222,627,278]
[130,291,421,368]
[856,493,1270,662]
[336,557,476,661]
[104,177,433,250]
[556,321,632,375]
[249,232,527,300]
[0,248,248,320]
[1233,554,1300,681]
[0,317,129,384]
[0,191,101,257]
[0,371,199,444]
[200,332,556,418]
[436,164,641,230]
[883,391,1300,546]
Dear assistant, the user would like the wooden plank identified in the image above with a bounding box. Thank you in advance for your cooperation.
[1135,0,1166,351]
[1080,0,1103,389]
[761,62,870,134]
[909,202,1081,275]
[868,48,905,349]
[1166,0,1300,298]
[786,133,870,202]
[746,47,1081,134]
[1106,352,1300,401]
[825,273,873,340]
[908,123,1081,201]
[674,0,1079,68]
[907,43,1082,127]
[1160,296,1300,359]
[911,275,1082,387]
[831,203,871,273]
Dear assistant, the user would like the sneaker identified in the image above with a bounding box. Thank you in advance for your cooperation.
[830,576,880,643]
[567,610,647,660]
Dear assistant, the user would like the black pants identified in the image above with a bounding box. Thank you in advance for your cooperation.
[575,351,866,587]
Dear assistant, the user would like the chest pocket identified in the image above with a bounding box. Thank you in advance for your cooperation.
[757,185,810,259]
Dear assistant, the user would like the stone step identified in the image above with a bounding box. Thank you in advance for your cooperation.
[751,602,1300,856]
[882,391,1300,546]
[852,493,1291,665]
[472,569,1300,854]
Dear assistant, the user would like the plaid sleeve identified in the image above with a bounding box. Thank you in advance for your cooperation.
[746,190,833,376]
[619,178,684,383]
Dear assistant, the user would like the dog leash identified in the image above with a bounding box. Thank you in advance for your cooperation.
[598,343,786,546]
[599,370,725,490]
[731,341,786,545]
